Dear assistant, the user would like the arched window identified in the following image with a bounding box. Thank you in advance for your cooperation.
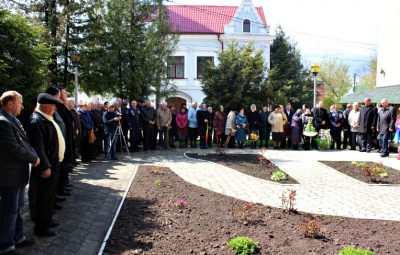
[243,19,250,33]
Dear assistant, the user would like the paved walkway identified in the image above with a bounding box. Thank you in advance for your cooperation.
[18,147,400,254]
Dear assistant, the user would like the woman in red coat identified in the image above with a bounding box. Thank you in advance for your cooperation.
[176,106,188,148]
[213,105,227,147]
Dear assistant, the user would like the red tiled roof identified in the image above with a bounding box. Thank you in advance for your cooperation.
[166,5,267,34]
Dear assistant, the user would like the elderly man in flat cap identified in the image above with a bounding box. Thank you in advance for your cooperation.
[26,93,65,237]
[0,91,40,255]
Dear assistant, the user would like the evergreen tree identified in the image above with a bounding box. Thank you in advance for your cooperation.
[268,26,311,108]
[201,42,268,110]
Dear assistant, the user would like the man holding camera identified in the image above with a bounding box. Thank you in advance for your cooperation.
[103,104,122,160]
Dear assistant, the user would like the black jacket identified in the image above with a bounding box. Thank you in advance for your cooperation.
[312,107,329,130]
[247,110,261,130]
[26,111,60,177]
[358,105,377,134]
[141,105,157,128]
[103,110,119,135]
[0,109,38,187]
[377,106,396,134]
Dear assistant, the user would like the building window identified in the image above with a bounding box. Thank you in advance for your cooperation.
[167,56,185,78]
[197,56,214,79]
[243,19,250,33]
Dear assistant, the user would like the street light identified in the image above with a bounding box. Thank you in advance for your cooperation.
[311,63,321,108]
[71,55,81,108]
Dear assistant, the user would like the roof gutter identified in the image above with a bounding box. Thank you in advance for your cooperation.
[217,34,224,51]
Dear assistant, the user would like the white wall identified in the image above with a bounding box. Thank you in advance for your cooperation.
[376,1,400,87]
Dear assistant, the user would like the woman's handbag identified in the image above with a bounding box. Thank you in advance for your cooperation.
[89,130,96,144]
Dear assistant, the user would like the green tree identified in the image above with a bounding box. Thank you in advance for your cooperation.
[318,55,352,107]
[201,42,268,110]
[357,54,377,91]
[0,10,50,98]
[268,26,311,108]
[79,0,178,102]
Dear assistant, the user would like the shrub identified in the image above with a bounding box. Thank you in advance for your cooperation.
[271,171,287,181]
[226,236,259,255]
[281,189,297,212]
[299,219,321,238]
[339,246,375,255]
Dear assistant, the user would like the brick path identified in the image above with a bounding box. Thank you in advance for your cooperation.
[17,148,400,254]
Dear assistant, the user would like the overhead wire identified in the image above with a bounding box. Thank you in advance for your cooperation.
[165,0,377,49]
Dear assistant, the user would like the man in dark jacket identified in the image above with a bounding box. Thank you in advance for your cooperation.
[140,100,157,151]
[358,97,377,152]
[127,100,142,152]
[27,93,64,237]
[329,104,344,149]
[312,101,329,149]
[103,104,122,160]
[377,98,396,157]
[0,91,40,254]
[282,103,294,149]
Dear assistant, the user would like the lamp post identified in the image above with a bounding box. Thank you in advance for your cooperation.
[71,55,81,108]
[311,63,321,108]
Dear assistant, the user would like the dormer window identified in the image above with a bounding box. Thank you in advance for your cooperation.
[243,19,250,33]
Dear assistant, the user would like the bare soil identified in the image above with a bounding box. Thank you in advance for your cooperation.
[320,161,400,184]
[103,164,400,255]
[185,153,298,184]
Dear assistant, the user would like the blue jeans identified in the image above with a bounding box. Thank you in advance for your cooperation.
[380,132,390,155]
[105,132,118,160]
[0,187,25,253]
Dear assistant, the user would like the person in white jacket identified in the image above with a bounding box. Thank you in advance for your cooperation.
[348,102,360,150]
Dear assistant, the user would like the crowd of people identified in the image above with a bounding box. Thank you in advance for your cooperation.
[1,87,400,254]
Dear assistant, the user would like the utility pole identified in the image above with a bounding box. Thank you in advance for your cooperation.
[353,74,356,92]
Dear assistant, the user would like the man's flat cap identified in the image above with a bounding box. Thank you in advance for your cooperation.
[37,93,59,104]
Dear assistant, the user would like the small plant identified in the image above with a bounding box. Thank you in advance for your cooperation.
[231,200,255,223]
[226,236,259,255]
[154,179,162,186]
[351,161,366,168]
[197,151,207,156]
[281,189,297,212]
[339,246,375,255]
[299,219,321,238]
[355,162,388,182]
[214,146,226,155]
[175,199,187,208]
[271,171,287,181]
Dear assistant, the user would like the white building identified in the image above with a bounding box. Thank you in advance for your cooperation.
[164,0,273,107]
[376,0,400,88]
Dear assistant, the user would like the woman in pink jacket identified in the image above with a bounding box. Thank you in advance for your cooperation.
[176,106,188,148]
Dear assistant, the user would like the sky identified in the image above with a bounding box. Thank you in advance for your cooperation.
[164,0,379,75]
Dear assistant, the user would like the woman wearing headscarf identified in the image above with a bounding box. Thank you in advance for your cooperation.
[291,109,303,150]
[246,104,260,149]
[196,102,210,149]
[235,108,248,149]
[259,105,271,148]
[225,106,237,148]
[213,105,227,147]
